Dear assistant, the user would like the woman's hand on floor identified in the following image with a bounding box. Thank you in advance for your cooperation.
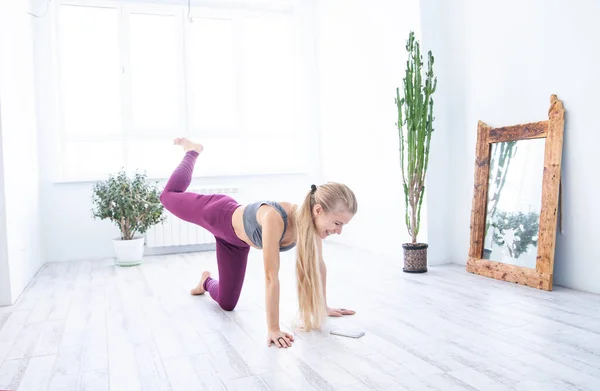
[327,307,356,317]
[267,330,294,348]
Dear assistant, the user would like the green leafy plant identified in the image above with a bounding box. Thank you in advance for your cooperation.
[91,169,166,240]
[395,30,437,244]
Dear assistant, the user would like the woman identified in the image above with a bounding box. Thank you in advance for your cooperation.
[160,138,358,349]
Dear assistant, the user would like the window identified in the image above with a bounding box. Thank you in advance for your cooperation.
[238,13,294,139]
[58,5,124,178]
[54,2,305,181]
[187,16,237,136]
[128,11,182,133]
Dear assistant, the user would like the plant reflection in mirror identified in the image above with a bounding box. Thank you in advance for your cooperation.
[490,210,540,258]
[486,141,518,237]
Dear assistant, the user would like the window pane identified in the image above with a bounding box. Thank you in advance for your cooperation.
[127,139,244,178]
[242,136,306,174]
[188,17,236,136]
[58,5,121,136]
[62,141,124,179]
[193,138,244,176]
[129,13,181,132]
[239,14,294,137]
[127,140,183,177]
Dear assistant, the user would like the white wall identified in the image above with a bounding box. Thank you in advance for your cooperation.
[0,118,10,306]
[31,0,323,262]
[0,0,44,305]
[417,0,467,267]
[420,0,600,294]
[316,0,440,263]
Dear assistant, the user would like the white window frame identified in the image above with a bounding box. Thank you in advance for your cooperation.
[50,0,305,182]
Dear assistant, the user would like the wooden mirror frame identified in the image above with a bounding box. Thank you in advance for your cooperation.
[466,94,565,291]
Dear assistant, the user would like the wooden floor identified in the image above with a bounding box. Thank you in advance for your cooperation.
[1,243,599,391]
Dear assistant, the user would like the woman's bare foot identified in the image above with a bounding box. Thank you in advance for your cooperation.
[174,137,204,154]
[190,271,211,295]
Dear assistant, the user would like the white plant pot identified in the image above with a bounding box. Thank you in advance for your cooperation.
[112,236,145,266]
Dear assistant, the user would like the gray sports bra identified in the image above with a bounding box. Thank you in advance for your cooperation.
[242,201,296,252]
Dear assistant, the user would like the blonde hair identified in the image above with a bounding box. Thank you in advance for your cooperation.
[294,182,358,331]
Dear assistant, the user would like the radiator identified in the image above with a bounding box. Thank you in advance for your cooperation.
[145,186,239,248]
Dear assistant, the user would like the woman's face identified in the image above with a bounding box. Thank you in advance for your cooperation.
[312,204,354,240]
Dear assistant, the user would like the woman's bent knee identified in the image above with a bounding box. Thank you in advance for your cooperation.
[219,302,237,311]
[159,189,170,206]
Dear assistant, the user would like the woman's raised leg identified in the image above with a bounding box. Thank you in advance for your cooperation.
[159,138,210,226]
[161,138,203,193]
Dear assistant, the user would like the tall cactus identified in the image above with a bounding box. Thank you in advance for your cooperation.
[395,31,437,244]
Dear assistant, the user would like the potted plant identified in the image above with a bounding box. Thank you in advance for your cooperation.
[91,169,166,266]
[394,31,437,273]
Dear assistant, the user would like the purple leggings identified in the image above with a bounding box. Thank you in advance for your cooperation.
[159,151,250,311]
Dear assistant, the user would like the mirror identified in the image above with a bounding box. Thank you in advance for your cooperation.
[467,95,565,291]
[483,138,545,269]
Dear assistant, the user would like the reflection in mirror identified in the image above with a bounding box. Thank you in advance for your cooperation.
[482,138,545,269]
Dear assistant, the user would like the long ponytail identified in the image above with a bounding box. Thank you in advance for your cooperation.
[294,190,326,331]
[294,182,358,332]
